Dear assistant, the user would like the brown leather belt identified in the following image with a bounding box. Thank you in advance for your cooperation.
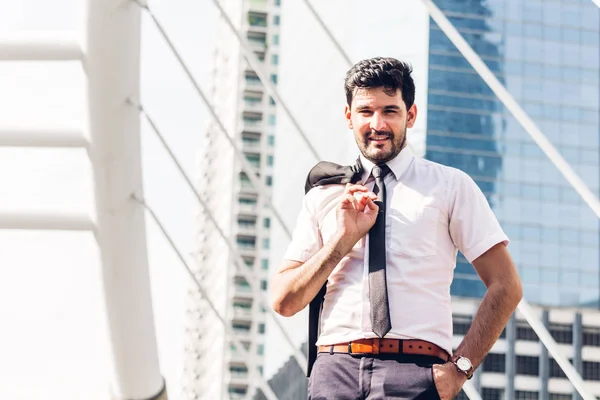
[318,339,449,361]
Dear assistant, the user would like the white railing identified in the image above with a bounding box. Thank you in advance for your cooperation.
[0,1,166,399]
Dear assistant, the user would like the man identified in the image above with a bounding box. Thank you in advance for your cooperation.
[270,57,522,399]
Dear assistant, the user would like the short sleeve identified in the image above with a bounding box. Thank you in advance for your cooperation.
[448,170,509,263]
[283,190,323,262]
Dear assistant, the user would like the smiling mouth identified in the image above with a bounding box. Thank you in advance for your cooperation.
[369,137,390,143]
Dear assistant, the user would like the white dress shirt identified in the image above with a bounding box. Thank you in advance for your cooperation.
[283,148,509,355]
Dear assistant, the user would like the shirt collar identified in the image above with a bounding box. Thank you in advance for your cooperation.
[360,146,415,183]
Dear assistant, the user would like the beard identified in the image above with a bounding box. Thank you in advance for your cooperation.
[357,128,406,163]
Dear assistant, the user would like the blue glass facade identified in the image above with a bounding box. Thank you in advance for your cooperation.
[426,0,600,307]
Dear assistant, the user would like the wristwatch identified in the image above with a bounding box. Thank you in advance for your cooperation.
[452,356,474,379]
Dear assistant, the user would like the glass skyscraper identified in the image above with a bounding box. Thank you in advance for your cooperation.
[426,0,600,308]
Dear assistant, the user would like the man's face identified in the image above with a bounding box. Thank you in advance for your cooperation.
[345,87,417,163]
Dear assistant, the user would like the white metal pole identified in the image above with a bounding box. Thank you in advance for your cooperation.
[0,127,87,148]
[0,211,93,231]
[83,0,166,399]
[0,31,82,61]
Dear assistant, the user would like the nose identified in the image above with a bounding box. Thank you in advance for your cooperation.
[370,111,386,131]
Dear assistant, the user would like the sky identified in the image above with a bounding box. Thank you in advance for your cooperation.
[0,1,216,398]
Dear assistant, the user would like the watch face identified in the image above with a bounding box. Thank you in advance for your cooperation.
[456,357,472,371]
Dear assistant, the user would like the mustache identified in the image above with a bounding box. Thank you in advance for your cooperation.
[367,130,393,140]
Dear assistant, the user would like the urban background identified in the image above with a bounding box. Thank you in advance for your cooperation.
[0,0,598,399]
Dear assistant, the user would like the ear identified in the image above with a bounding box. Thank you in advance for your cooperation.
[406,104,417,129]
[344,104,352,129]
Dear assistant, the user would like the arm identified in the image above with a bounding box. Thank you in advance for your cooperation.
[454,242,523,368]
[270,234,356,317]
[433,243,522,399]
[271,184,378,317]
[434,170,522,399]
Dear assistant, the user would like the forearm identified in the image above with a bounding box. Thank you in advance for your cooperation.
[454,281,522,369]
[271,234,356,317]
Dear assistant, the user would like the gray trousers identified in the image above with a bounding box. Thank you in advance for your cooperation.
[308,353,443,400]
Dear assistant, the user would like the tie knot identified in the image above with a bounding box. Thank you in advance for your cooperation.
[372,164,391,180]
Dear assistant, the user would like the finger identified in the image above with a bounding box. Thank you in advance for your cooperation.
[364,198,379,214]
[355,193,368,211]
[340,193,360,209]
[344,183,369,194]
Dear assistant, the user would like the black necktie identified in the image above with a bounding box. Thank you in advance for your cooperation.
[369,165,392,338]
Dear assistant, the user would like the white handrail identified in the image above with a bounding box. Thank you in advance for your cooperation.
[0,127,87,148]
[0,211,94,231]
[0,31,82,61]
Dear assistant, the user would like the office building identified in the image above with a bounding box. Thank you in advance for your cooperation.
[183,0,282,398]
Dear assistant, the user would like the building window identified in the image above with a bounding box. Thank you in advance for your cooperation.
[247,31,266,46]
[232,323,251,332]
[517,322,538,341]
[272,34,279,45]
[236,236,256,249]
[238,218,256,229]
[258,366,263,375]
[583,327,600,346]
[515,391,538,400]
[549,394,573,400]
[258,323,265,334]
[248,12,267,27]
[273,15,280,25]
[230,365,248,374]
[261,259,269,270]
[271,54,278,65]
[257,344,264,355]
[270,74,278,84]
[452,315,471,335]
[268,135,275,146]
[583,361,600,381]
[228,387,247,395]
[262,238,270,249]
[482,353,505,373]
[549,323,573,344]
[263,218,271,228]
[239,172,252,187]
[516,356,539,376]
[266,176,273,186]
[260,280,268,290]
[481,388,503,400]
[245,153,261,167]
[549,358,568,378]
[239,196,257,206]
[268,114,276,125]
[267,155,274,166]
[269,96,276,105]
[274,0,281,5]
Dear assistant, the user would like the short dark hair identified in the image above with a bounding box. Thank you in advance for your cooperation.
[344,57,415,109]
